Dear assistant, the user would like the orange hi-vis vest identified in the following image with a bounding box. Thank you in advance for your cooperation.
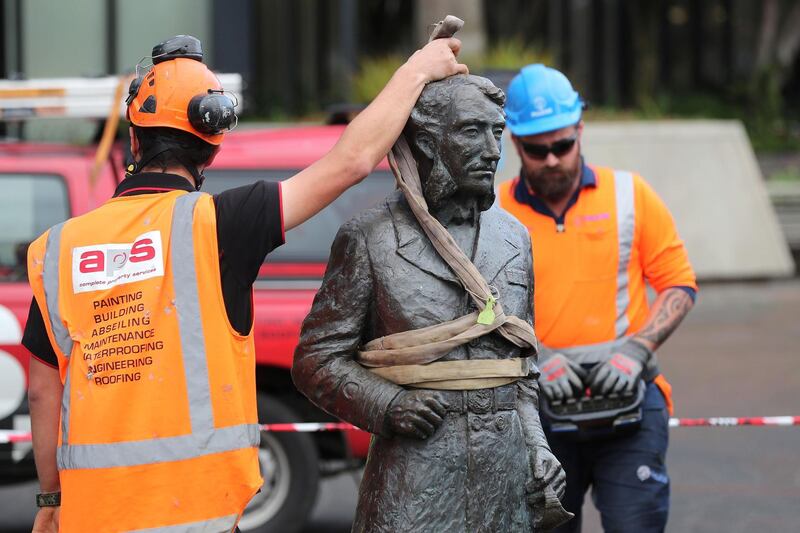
[28,190,262,532]
[498,166,697,414]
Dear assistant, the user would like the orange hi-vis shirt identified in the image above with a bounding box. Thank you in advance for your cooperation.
[27,190,262,532]
[498,164,697,350]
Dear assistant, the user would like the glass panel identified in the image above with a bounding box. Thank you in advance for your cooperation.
[0,174,70,282]
[203,169,395,264]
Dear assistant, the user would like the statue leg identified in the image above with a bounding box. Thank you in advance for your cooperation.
[466,409,533,531]
[353,414,468,532]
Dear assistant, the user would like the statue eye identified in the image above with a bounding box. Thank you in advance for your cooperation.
[462,126,479,137]
[493,128,504,140]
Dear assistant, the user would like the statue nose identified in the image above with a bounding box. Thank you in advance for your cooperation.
[482,134,501,161]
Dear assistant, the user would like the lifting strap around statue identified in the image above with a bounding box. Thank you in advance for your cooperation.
[356,136,539,390]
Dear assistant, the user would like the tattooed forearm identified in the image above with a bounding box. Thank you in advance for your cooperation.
[632,288,694,351]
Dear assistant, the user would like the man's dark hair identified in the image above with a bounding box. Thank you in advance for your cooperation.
[133,126,216,172]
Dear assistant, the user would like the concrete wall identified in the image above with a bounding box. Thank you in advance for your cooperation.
[495,120,796,280]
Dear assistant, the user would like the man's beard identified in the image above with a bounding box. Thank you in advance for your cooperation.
[424,156,495,212]
[525,159,581,203]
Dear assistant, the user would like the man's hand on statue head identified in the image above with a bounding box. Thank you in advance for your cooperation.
[587,339,652,396]
[404,38,469,85]
[386,390,448,440]
[539,353,587,402]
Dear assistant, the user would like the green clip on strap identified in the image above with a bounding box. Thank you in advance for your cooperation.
[477,295,496,325]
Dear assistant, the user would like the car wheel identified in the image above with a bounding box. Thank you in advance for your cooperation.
[238,393,320,533]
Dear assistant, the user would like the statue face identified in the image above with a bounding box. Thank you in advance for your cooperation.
[434,85,505,201]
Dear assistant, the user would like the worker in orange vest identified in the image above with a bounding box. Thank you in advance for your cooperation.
[497,64,697,532]
[23,35,466,532]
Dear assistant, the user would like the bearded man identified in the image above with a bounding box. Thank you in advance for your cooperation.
[498,64,697,533]
[292,75,569,532]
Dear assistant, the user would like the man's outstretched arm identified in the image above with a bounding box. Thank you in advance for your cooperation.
[281,38,468,231]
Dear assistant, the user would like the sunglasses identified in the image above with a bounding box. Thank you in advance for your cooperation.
[519,132,579,160]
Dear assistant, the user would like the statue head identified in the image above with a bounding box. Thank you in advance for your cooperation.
[404,75,506,212]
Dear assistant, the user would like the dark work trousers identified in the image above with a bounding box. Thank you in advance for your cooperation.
[544,383,670,533]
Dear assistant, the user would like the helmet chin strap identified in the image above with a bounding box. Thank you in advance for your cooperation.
[130,144,205,191]
[175,151,205,191]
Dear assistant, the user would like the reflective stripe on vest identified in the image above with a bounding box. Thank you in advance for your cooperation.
[42,192,260,471]
[60,364,71,457]
[42,221,73,357]
[132,513,239,532]
[41,221,77,456]
[613,170,635,338]
[172,193,215,436]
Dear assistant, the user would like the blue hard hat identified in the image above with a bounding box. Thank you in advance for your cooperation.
[505,64,584,137]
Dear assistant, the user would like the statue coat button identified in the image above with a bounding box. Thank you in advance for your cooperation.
[495,414,508,432]
[470,417,483,432]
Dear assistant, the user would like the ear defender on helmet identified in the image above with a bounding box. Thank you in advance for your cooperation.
[126,35,238,145]
[188,90,238,135]
[125,76,143,106]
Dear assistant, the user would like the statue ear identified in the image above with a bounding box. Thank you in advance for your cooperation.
[414,131,436,161]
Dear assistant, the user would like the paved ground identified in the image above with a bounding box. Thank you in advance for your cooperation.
[2,280,799,532]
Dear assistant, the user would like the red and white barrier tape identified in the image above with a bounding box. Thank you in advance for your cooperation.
[2,417,798,444]
[667,416,800,428]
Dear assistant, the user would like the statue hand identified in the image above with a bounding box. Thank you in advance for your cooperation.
[528,446,566,500]
[527,446,573,530]
[385,390,448,439]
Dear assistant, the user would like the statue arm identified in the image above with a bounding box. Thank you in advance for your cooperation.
[292,223,404,436]
[517,234,548,454]
[516,235,572,528]
[517,379,549,456]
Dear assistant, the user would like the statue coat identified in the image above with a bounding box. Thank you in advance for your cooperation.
[293,191,546,532]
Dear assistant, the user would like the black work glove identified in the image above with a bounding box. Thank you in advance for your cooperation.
[588,339,652,396]
[539,353,588,402]
[385,390,448,440]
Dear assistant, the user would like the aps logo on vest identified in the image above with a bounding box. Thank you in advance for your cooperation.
[71,231,165,294]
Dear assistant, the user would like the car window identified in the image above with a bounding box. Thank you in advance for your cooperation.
[203,169,395,264]
[0,174,70,282]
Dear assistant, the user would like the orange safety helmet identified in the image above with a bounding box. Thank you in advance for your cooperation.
[126,35,237,146]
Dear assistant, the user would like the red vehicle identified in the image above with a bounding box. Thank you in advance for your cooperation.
[0,125,393,532]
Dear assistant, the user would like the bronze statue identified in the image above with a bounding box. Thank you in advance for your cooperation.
[292,74,570,532]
